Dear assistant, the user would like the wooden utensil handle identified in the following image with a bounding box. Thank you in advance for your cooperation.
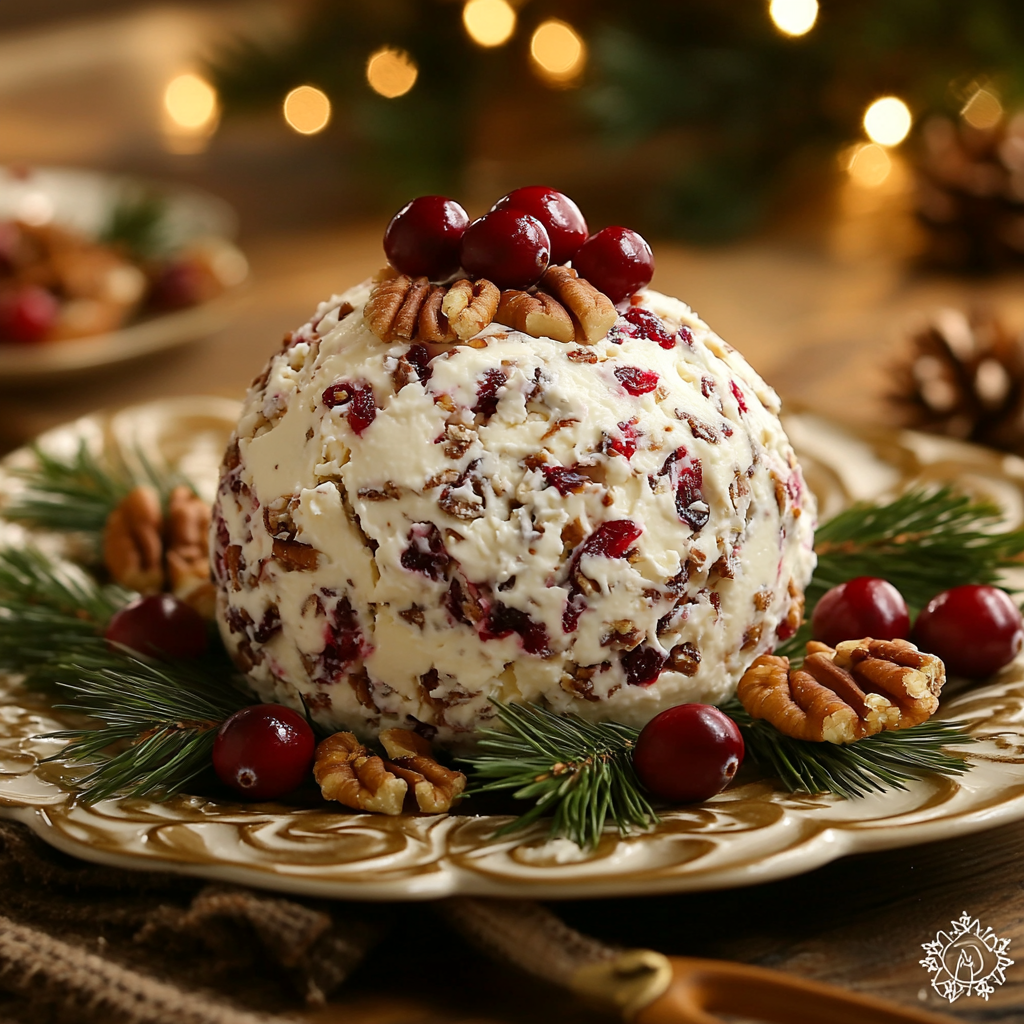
[634,956,955,1024]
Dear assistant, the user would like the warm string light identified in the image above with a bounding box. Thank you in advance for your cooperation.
[162,73,219,154]
[366,47,419,98]
[846,142,892,188]
[961,87,1003,130]
[530,19,586,87]
[769,0,818,37]
[863,96,912,147]
[463,0,517,47]
[283,85,332,135]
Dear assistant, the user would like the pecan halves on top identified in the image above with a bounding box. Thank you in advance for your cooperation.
[441,278,500,341]
[365,274,430,341]
[418,285,455,342]
[314,732,407,815]
[540,266,617,343]
[495,289,574,343]
[104,485,164,594]
[379,728,467,813]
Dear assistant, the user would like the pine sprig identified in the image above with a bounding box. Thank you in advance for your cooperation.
[0,547,129,684]
[48,649,253,803]
[722,698,975,798]
[461,701,658,848]
[2,441,189,554]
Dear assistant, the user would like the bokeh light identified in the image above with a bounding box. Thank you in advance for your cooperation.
[366,47,419,99]
[769,0,818,37]
[463,0,517,48]
[863,96,912,147]
[961,87,1003,130]
[530,20,586,87]
[846,142,892,187]
[164,74,218,131]
[283,85,332,135]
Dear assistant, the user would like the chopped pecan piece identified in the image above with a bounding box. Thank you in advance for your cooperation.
[441,278,501,341]
[495,289,574,343]
[314,732,406,815]
[104,485,164,593]
[272,538,321,572]
[600,620,644,650]
[567,347,598,364]
[379,728,466,813]
[540,266,617,343]
[737,638,944,743]
[165,485,215,619]
[667,641,701,676]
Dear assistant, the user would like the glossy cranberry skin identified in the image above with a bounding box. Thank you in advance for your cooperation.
[0,286,58,343]
[384,195,470,280]
[460,208,551,290]
[572,227,654,304]
[633,704,744,803]
[491,186,588,264]
[105,594,209,660]
[212,705,316,800]
[914,584,1024,677]
[811,577,911,648]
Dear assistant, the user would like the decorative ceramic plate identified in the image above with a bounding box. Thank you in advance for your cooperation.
[0,168,246,380]
[1,397,1024,901]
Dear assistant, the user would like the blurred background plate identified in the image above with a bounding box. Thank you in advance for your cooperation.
[0,166,247,380]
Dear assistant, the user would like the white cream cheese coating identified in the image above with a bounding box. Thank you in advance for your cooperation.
[212,281,816,741]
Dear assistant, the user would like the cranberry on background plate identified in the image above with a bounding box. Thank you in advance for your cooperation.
[384,195,469,280]
[0,286,58,343]
[490,186,588,264]
[632,703,744,803]
[460,208,551,290]
[811,577,910,648]
[213,704,316,800]
[104,594,209,660]
[914,584,1024,677]
[572,226,654,304]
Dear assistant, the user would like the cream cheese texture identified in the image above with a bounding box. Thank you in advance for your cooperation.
[212,282,816,741]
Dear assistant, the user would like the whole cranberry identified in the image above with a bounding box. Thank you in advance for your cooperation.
[490,186,588,264]
[149,260,212,310]
[384,195,470,280]
[105,594,209,660]
[572,227,654,304]
[811,577,910,649]
[633,704,744,803]
[460,208,551,290]
[914,584,1024,677]
[0,286,58,343]
[212,705,316,800]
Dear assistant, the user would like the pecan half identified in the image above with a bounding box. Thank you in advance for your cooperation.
[365,273,413,341]
[495,290,574,343]
[379,728,466,813]
[313,732,407,815]
[165,485,215,619]
[103,485,164,593]
[418,285,454,342]
[737,638,945,744]
[540,266,617,343]
[441,278,500,341]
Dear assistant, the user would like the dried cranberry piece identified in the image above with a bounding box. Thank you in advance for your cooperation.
[400,523,450,581]
[730,380,748,414]
[406,343,432,382]
[608,420,639,460]
[621,645,667,687]
[700,377,715,398]
[542,465,590,495]
[481,602,552,656]
[253,606,282,644]
[562,520,643,633]
[622,307,675,349]
[322,380,377,435]
[473,368,508,419]
[658,448,709,531]
[318,598,363,679]
[614,366,659,396]
[678,326,693,346]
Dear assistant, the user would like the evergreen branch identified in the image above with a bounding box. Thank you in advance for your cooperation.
[721,699,975,799]
[0,547,129,684]
[460,701,658,848]
[100,191,170,260]
[2,441,189,554]
[48,649,253,803]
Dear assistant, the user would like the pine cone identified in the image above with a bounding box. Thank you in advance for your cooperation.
[914,113,1024,271]
[890,307,1024,453]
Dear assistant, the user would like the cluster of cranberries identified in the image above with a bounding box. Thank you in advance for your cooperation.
[383,187,655,303]
[811,577,1024,678]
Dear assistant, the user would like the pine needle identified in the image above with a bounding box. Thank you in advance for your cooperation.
[460,701,658,848]
[721,699,975,798]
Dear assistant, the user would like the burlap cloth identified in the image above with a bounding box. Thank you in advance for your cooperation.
[0,820,392,1023]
